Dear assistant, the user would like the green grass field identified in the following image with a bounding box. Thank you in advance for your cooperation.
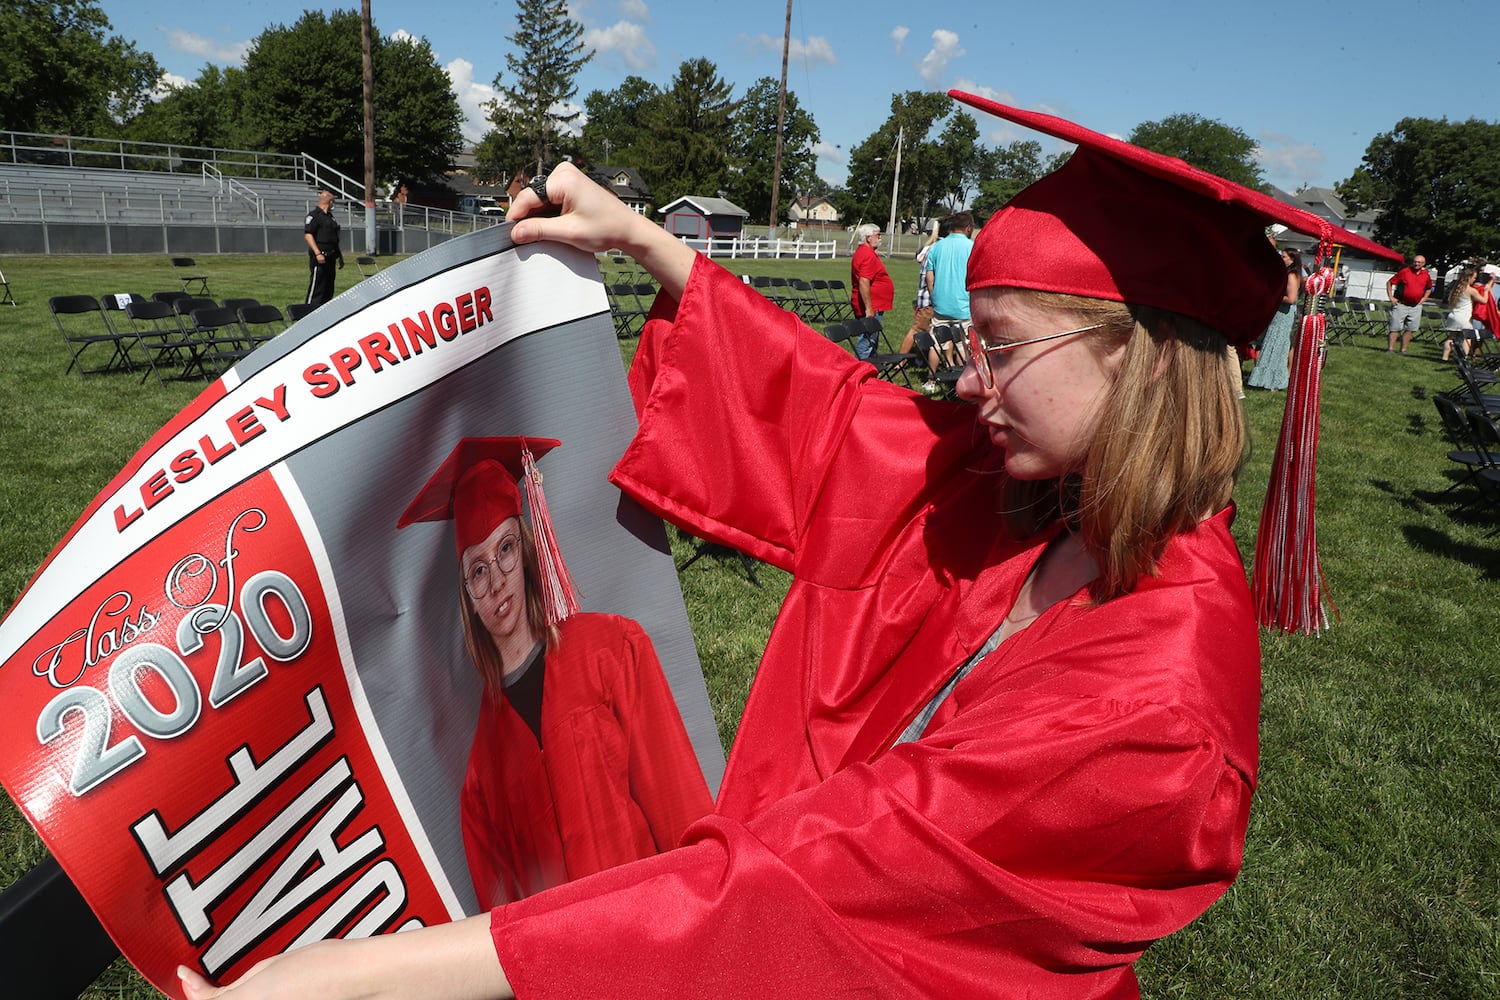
[0,253,1494,998]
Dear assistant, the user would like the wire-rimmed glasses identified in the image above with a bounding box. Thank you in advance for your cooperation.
[464,533,521,599]
[966,322,1109,390]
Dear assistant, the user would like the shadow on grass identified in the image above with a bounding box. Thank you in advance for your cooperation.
[1403,523,1500,580]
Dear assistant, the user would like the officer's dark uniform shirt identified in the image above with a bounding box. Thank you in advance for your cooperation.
[304,207,341,256]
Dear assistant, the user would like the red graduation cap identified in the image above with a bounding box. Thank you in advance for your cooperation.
[948,90,1402,347]
[398,436,580,625]
[948,90,1402,635]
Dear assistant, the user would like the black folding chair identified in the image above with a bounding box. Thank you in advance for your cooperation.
[786,278,825,322]
[99,292,147,333]
[1462,409,1500,526]
[170,256,211,295]
[607,283,647,338]
[221,297,260,315]
[823,279,856,322]
[152,290,192,308]
[1432,395,1496,498]
[0,265,16,306]
[49,295,144,378]
[126,299,197,383]
[286,302,317,321]
[188,306,251,377]
[237,304,288,347]
[355,255,379,278]
[0,858,120,1000]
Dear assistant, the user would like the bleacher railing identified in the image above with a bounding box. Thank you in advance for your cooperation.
[0,130,504,252]
[0,131,304,180]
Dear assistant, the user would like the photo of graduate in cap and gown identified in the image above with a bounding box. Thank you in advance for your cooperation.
[398,436,713,908]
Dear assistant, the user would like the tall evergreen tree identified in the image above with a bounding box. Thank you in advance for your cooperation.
[486,0,593,176]
[639,58,738,209]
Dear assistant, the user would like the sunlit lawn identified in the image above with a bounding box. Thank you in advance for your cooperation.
[0,253,1493,998]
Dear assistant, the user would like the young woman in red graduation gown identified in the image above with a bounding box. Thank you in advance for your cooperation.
[397,438,712,908]
[181,92,1300,1000]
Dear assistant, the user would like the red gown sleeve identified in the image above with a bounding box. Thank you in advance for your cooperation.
[491,684,1251,998]
[609,254,972,574]
[611,618,713,849]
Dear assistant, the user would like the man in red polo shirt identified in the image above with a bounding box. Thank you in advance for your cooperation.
[1386,253,1433,354]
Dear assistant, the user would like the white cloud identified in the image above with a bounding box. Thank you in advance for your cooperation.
[918,29,964,83]
[792,35,836,65]
[950,78,1012,106]
[812,140,843,165]
[389,29,418,45]
[619,0,650,20]
[150,72,189,100]
[164,28,251,66]
[1255,133,1327,189]
[584,20,656,71]
[891,26,909,53]
[446,58,500,144]
[742,33,837,67]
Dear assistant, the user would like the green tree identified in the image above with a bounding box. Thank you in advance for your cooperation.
[486,0,592,176]
[638,58,739,209]
[1336,117,1500,272]
[840,91,957,230]
[1127,113,1264,190]
[0,0,161,134]
[126,65,260,152]
[724,77,820,225]
[970,139,1044,218]
[233,10,461,181]
[373,34,465,183]
[577,75,661,171]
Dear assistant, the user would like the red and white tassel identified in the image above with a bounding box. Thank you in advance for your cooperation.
[1252,244,1339,634]
[521,448,581,626]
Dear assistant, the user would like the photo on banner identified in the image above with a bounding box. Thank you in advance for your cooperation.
[0,226,723,996]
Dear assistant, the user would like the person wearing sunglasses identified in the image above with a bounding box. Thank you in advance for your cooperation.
[182,90,1390,1000]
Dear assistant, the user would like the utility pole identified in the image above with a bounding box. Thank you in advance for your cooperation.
[361,0,377,254]
[885,126,902,255]
[768,0,792,240]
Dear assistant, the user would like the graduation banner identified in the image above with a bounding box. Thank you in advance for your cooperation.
[0,228,724,997]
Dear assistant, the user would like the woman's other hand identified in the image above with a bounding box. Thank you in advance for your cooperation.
[177,914,511,1000]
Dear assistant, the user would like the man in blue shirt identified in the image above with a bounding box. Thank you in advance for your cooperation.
[924,212,975,375]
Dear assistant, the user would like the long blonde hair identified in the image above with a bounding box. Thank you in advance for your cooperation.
[1449,266,1478,309]
[999,293,1249,600]
[457,519,556,697]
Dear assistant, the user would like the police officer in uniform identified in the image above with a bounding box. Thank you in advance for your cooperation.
[303,190,344,308]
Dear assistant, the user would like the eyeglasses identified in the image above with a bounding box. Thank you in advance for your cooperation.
[464,533,521,599]
[966,322,1108,390]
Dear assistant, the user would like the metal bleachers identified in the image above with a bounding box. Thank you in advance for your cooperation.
[0,130,504,255]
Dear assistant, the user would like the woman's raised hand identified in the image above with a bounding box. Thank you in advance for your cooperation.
[509,162,695,299]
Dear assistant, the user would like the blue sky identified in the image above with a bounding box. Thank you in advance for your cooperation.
[104,0,1480,193]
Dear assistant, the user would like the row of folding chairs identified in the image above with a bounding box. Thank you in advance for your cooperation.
[1433,353,1500,525]
[49,292,311,385]
[822,316,924,390]
[606,282,657,337]
[746,276,856,325]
